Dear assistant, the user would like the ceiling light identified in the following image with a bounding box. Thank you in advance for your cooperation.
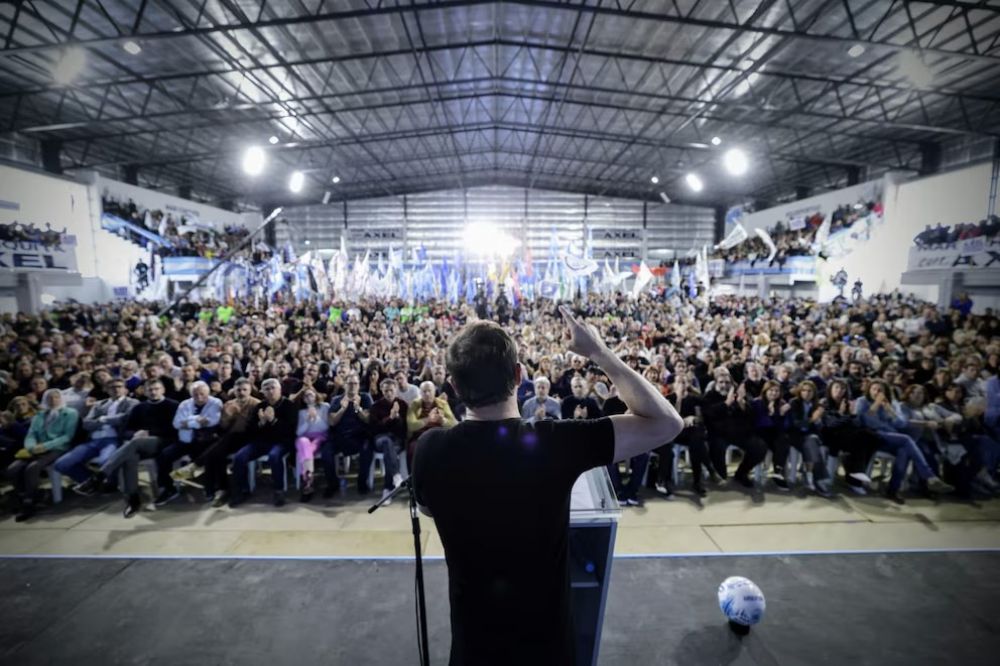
[242,146,266,176]
[268,135,279,145]
[322,191,331,205]
[304,240,311,246]
[650,175,659,185]
[52,48,86,85]
[331,175,341,184]
[847,44,866,58]
[659,192,671,204]
[711,136,722,146]
[289,171,305,193]
[723,148,749,176]
[685,173,704,193]
[122,41,142,55]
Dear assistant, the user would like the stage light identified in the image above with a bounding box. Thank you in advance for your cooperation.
[123,41,142,55]
[289,170,305,193]
[650,175,659,185]
[463,222,520,257]
[685,173,704,193]
[724,148,749,176]
[711,136,722,146]
[304,240,311,246]
[331,175,341,184]
[242,146,266,176]
[268,135,279,145]
[52,48,86,85]
[847,44,865,58]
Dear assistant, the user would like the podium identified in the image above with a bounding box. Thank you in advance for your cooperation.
[569,467,621,666]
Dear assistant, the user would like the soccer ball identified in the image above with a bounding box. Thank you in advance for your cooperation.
[717,576,766,627]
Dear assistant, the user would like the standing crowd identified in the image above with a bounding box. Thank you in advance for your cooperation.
[2,290,998,522]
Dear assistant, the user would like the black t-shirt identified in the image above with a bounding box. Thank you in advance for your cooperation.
[413,417,615,666]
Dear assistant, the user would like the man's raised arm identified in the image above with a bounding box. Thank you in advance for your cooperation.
[558,306,683,461]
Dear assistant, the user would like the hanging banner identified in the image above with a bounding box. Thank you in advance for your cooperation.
[0,236,79,272]
[907,237,1000,271]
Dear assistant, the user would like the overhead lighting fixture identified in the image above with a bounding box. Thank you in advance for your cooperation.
[650,175,660,185]
[322,191,331,205]
[268,135,279,145]
[52,48,86,85]
[242,146,266,176]
[331,175,341,184]
[122,41,142,55]
[304,240,311,246]
[723,148,749,176]
[289,170,305,193]
[711,136,722,146]
[659,192,671,204]
[685,173,704,193]
[847,44,866,58]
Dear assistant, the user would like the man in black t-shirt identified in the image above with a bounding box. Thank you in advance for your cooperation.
[413,308,683,666]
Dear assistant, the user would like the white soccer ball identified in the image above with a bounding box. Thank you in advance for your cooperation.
[717,576,766,627]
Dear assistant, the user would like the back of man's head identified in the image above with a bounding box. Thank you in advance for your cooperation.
[446,321,518,408]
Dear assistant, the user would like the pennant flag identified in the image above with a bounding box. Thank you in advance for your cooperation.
[755,227,778,263]
[631,261,654,299]
[671,260,681,291]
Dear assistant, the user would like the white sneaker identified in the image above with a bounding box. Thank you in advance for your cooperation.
[392,473,404,489]
[849,472,872,486]
[381,488,393,506]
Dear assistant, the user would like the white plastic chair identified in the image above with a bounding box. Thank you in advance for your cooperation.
[248,453,292,493]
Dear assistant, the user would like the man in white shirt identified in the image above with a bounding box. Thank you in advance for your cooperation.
[154,381,222,505]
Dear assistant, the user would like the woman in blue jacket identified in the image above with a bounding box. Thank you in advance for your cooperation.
[856,380,952,504]
[6,389,79,522]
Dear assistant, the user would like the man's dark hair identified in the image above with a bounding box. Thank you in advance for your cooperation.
[145,378,164,390]
[446,321,518,408]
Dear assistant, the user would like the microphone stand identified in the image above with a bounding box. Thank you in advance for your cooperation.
[369,477,430,666]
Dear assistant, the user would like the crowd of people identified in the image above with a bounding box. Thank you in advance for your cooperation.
[102,195,251,259]
[0,221,66,249]
[913,215,1000,248]
[712,199,883,267]
[1,288,998,522]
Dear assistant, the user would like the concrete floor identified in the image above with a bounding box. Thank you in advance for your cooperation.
[3,552,998,665]
[3,479,1000,557]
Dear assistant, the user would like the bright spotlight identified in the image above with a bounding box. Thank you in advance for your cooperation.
[331,175,341,184]
[847,44,865,58]
[242,146,266,176]
[650,175,660,184]
[463,222,520,257]
[52,48,86,85]
[268,135,279,145]
[685,173,704,193]
[711,136,722,146]
[289,171,305,193]
[122,41,142,55]
[724,148,749,176]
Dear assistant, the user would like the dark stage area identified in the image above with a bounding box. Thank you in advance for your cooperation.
[3,551,998,665]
